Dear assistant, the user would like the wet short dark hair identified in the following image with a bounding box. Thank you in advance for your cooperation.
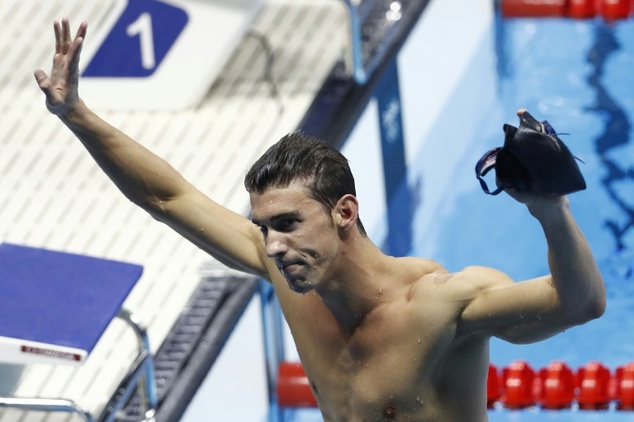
[244,132,366,235]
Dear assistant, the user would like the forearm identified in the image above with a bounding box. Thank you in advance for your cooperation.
[529,197,606,322]
[59,99,187,214]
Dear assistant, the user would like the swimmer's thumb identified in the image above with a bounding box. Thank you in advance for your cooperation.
[34,69,52,94]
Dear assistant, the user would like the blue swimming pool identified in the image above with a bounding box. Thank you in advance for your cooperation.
[407,16,634,422]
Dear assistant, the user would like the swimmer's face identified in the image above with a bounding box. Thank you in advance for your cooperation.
[250,181,340,294]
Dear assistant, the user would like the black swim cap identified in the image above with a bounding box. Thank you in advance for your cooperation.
[475,110,586,196]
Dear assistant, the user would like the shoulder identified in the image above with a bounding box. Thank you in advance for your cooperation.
[454,265,515,289]
[401,256,446,274]
[407,264,515,303]
[446,266,516,302]
[392,256,447,283]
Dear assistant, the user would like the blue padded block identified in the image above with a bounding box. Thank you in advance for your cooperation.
[0,243,143,357]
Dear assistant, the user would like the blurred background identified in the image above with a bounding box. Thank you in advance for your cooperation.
[0,0,632,421]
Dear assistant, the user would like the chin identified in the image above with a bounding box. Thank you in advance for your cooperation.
[287,278,315,295]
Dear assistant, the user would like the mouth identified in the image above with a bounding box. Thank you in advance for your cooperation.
[277,260,303,275]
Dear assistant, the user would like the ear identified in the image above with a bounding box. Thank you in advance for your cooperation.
[333,194,359,232]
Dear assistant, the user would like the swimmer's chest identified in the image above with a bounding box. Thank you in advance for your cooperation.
[298,298,459,403]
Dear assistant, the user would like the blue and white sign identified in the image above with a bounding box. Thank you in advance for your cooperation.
[83,0,188,78]
[80,0,263,110]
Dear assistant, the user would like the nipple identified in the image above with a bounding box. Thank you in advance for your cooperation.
[383,403,397,420]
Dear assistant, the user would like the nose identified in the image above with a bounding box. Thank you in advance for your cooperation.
[264,230,289,258]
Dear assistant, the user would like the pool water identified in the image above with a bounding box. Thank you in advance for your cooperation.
[409,17,634,421]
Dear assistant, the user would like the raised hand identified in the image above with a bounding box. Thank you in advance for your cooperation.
[34,18,88,116]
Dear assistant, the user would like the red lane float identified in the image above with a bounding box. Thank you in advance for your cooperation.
[277,360,634,411]
[536,361,576,409]
[277,361,318,408]
[501,0,568,17]
[500,360,537,409]
[569,0,596,18]
[616,362,634,410]
[598,0,631,20]
[500,0,632,19]
[487,364,502,408]
[577,361,612,410]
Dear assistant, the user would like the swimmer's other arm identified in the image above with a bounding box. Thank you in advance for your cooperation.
[458,195,605,344]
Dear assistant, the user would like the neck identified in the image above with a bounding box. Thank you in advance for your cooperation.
[315,235,392,332]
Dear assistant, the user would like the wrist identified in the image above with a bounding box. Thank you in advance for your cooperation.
[527,195,569,221]
[58,98,89,126]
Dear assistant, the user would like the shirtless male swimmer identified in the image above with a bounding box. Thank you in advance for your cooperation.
[33,19,606,422]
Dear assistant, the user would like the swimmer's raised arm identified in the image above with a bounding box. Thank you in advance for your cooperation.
[34,19,270,278]
[458,193,606,344]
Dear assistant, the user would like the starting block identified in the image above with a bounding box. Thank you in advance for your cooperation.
[0,243,156,422]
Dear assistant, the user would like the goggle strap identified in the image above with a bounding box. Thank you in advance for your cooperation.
[475,147,504,195]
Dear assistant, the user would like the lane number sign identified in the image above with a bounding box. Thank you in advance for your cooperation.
[80,0,263,110]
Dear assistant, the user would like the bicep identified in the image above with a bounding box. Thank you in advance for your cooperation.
[156,187,271,279]
[458,268,567,343]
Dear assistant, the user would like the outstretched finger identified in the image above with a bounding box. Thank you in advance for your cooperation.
[53,20,62,54]
[61,18,71,54]
[67,36,85,85]
[74,21,88,42]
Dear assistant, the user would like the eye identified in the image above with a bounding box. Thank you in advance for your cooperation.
[275,218,299,232]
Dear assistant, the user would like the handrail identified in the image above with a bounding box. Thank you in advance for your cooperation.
[0,397,95,422]
[340,0,406,84]
[341,0,367,83]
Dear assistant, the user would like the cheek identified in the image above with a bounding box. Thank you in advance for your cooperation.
[297,230,338,259]
[318,235,341,261]
[297,213,339,256]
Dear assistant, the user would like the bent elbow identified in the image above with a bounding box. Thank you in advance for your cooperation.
[570,294,607,325]
[587,294,607,320]
[588,280,608,320]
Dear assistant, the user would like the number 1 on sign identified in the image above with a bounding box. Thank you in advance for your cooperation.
[127,13,155,70]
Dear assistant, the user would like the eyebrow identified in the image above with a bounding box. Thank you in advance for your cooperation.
[251,210,302,226]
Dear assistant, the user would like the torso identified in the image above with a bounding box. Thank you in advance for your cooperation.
[271,257,492,422]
